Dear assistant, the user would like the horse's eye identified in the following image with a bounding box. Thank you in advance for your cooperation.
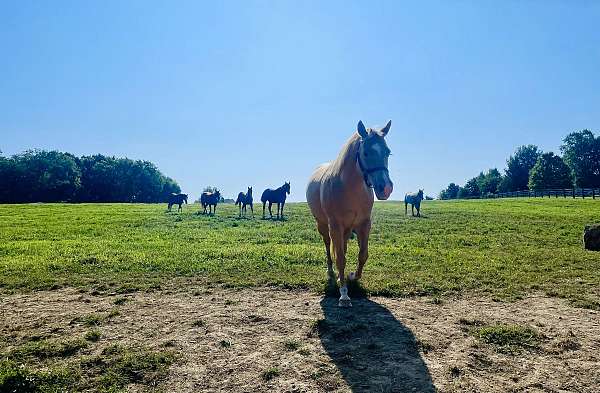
[364,152,369,157]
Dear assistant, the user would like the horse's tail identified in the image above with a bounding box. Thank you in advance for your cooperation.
[235,193,242,206]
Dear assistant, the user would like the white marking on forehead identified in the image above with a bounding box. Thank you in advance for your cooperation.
[372,144,383,155]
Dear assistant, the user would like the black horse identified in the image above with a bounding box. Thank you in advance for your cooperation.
[167,193,187,212]
[200,190,221,215]
[261,182,290,220]
[235,186,253,218]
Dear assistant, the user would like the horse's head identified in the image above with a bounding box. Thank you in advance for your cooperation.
[248,186,252,196]
[284,182,291,195]
[357,120,393,200]
[183,194,188,204]
[418,189,424,199]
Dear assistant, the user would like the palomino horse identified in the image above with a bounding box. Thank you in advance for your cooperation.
[235,186,254,217]
[307,120,393,307]
[200,190,221,215]
[405,189,424,217]
[167,193,187,212]
[261,182,290,220]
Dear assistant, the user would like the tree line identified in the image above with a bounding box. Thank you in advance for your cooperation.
[440,129,600,200]
[0,150,180,203]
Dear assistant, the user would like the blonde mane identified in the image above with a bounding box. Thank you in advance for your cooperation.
[330,132,361,174]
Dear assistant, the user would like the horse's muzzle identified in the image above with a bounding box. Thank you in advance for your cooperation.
[375,183,393,200]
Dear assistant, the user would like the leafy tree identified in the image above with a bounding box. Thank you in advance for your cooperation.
[0,150,180,203]
[477,168,502,195]
[528,152,573,190]
[439,182,460,200]
[504,145,541,191]
[560,130,600,188]
[10,150,81,202]
[458,177,480,199]
[497,176,512,193]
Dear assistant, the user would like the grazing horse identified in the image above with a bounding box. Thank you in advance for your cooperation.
[261,182,290,220]
[167,193,187,212]
[200,190,221,215]
[307,120,393,307]
[235,186,254,217]
[405,189,424,217]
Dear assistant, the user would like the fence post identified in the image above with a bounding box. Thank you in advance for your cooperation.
[593,189,596,200]
[572,188,575,199]
[582,188,585,199]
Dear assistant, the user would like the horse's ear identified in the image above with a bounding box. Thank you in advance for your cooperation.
[380,120,391,136]
[357,121,368,138]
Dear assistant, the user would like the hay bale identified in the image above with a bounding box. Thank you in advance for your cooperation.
[583,224,600,251]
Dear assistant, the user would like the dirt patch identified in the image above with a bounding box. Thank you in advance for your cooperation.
[1,285,599,392]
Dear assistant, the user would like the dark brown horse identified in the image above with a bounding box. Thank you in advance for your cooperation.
[167,193,187,212]
[200,190,221,215]
[235,186,253,217]
[306,120,393,307]
[261,182,290,220]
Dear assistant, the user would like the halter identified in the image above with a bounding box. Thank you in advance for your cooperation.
[356,145,389,188]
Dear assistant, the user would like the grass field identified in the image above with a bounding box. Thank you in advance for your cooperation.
[1,199,599,309]
[2,199,600,392]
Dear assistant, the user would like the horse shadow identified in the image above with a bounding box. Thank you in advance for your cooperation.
[318,283,436,392]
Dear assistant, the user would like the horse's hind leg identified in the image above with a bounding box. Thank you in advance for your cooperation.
[412,205,415,216]
[352,220,371,281]
[405,202,408,215]
[262,202,266,219]
[318,222,334,277]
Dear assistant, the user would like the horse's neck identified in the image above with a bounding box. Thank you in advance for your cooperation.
[334,137,364,189]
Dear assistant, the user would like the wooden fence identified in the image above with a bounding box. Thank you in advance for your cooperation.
[489,188,600,199]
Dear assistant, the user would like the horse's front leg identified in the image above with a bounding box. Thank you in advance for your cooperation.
[250,203,254,217]
[351,220,371,281]
[268,202,273,218]
[412,205,415,216]
[280,201,285,220]
[330,223,350,307]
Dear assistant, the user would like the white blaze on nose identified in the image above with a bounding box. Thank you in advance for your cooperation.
[371,144,383,156]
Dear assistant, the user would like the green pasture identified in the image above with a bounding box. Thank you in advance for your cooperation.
[0,199,598,308]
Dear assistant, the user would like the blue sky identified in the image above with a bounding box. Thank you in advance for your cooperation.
[1,1,599,201]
